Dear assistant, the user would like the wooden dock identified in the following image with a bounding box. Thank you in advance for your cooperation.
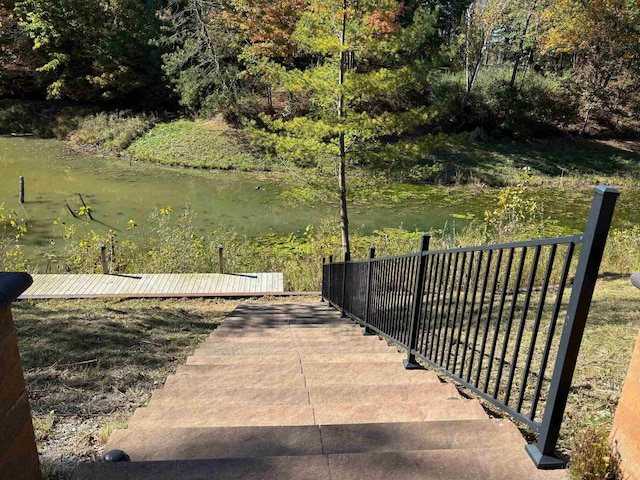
[19,273,284,299]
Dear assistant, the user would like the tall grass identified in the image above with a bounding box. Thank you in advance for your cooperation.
[69,111,155,151]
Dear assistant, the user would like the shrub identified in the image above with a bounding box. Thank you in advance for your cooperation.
[570,427,623,480]
[0,204,27,271]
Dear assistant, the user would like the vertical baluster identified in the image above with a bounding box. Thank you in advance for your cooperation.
[505,245,542,406]
[440,252,461,366]
[528,186,618,468]
[529,243,575,420]
[460,251,483,380]
[363,247,376,335]
[474,248,503,388]
[446,251,467,371]
[466,250,492,385]
[493,247,528,400]
[404,234,430,369]
[517,244,557,412]
[453,251,475,375]
[418,254,436,356]
[427,253,447,360]
[431,252,452,360]
[484,248,515,393]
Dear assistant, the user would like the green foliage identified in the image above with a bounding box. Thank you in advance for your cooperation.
[569,427,624,480]
[15,0,165,102]
[483,166,545,240]
[0,204,27,271]
[161,0,246,114]
[69,112,155,152]
[603,225,640,274]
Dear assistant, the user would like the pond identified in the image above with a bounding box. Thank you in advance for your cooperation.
[0,136,637,255]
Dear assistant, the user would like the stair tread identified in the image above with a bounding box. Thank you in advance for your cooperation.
[104,419,525,462]
[72,455,331,480]
[127,399,486,428]
[72,449,568,480]
[185,352,403,365]
[148,382,459,406]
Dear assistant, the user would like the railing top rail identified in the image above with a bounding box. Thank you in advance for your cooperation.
[327,233,584,266]
[421,233,583,257]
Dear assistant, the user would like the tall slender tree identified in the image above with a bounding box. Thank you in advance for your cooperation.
[254,1,441,258]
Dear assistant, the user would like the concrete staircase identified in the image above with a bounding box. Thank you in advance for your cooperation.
[72,302,568,479]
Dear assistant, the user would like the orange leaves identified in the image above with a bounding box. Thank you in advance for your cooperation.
[364,3,403,36]
[227,0,305,60]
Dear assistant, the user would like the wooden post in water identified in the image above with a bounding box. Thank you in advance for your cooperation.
[19,176,25,203]
[218,245,224,274]
[99,245,109,274]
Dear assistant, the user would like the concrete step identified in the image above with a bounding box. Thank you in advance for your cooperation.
[185,354,301,366]
[171,364,438,387]
[200,339,386,349]
[103,419,523,462]
[192,344,400,355]
[72,455,331,480]
[127,398,485,428]
[185,352,403,365]
[210,326,363,337]
[201,334,389,344]
[312,398,487,425]
[128,404,316,428]
[174,363,303,377]
[307,383,460,404]
[146,382,459,410]
[163,371,305,390]
[105,424,322,461]
[149,386,310,406]
[328,448,569,480]
[73,447,568,480]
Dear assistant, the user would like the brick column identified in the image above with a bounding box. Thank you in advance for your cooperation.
[0,272,41,480]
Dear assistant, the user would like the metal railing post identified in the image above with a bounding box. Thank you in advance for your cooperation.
[526,185,619,469]
[363,246,376,335]
[328,255,333,305]
[341,251,350,317]
[321,257,326,302]
[404,234,430,369]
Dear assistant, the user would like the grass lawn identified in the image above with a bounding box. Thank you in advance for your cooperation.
[432,137,640,187]
[14,297,238,479]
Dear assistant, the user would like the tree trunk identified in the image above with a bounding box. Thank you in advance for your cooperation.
[338,0,350,259]
[509,0,537,89]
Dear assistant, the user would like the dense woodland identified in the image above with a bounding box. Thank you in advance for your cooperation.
[1,0,639,139]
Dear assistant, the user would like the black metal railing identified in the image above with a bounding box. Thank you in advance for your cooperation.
[321,185,619,469]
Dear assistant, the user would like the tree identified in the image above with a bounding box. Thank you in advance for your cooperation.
[15,0,165,102]
[459,0,508,106]
[0,0,42,96]
[224,0,305,111]
[254,1,440,257]
[161,0,245,112]
[540,0,640,132]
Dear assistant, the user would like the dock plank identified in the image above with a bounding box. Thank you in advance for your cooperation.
[20,272,287,299]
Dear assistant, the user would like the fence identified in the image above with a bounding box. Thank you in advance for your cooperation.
[322,185,619,469]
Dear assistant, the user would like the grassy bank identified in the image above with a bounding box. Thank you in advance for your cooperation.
[125,117,268,171]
